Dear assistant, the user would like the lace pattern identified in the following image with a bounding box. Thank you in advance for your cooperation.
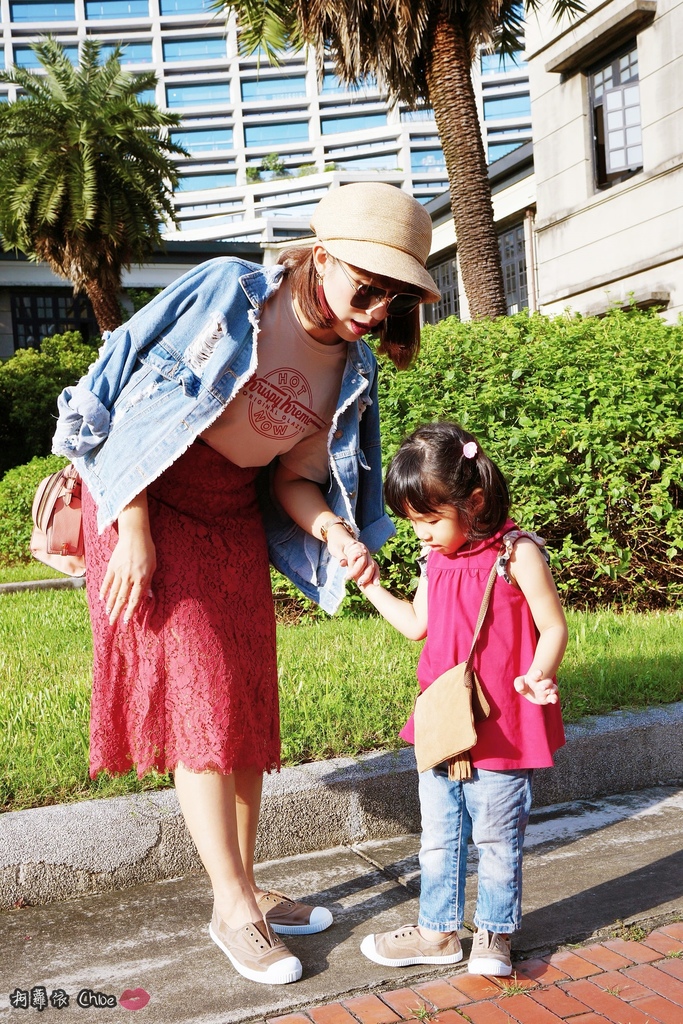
[83,442,280,779]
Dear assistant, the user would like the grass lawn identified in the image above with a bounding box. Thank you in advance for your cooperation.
[1,585,682,812]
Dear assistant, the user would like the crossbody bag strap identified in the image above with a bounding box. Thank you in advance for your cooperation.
[464,549,501,672]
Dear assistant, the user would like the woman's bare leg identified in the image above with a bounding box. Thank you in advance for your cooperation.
[174,763,262,928]
[234,768,264,891]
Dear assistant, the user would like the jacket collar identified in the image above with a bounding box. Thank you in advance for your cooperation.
[239,264,286,309]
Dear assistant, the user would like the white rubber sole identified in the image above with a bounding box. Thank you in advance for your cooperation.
[269,906,334,936]
[209,924,302,985]
[468,956,512,977]
[360,933,464,967]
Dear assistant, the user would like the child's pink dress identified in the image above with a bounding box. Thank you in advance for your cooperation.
[400,520,565,769]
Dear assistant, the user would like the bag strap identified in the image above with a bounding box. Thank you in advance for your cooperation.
[464,551,501,672]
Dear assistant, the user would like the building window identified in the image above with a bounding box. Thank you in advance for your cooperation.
[483,93,531,120]
[243,121,308,146]
[10,1,75,20]
[162,37,226,61]
[241,76,307,102]
[333,153,399,171]
[400,107,434,122]
[321,73,377,95]
[159,0,213,12]
[85,0,148,17]
[100,41,153,63]
[498,223,527,314]
[13,43,79,65]
[171,127,232,152]
[166,82,230,107]
[320,113,387,135]
[481,50,527,75]
[411,148,446,172]
[488,141,525,162]
[589,43,642,190]
[11,290,99,350]
[424,256,460,324]
[176,171,237,191]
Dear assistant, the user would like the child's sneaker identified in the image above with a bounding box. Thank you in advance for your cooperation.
[467,929,512,976]
[360,924,463,967]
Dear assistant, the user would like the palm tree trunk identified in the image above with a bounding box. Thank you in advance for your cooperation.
[84,279,124,335]
[425,13,508,319]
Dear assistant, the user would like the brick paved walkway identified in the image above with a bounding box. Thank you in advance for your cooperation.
[269,922,683,1024]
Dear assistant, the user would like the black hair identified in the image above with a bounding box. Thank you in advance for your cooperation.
[384,421,510,540]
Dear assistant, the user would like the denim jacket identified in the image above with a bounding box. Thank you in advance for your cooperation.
[52,257,394,613]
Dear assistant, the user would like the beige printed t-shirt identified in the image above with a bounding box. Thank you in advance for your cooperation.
[200,280,347,483]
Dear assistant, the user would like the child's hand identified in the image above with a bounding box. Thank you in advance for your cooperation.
[339,541,378,586]
[356,559,381,590]
[513,668,559,705]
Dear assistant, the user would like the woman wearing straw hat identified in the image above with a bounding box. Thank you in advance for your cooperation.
[52,182,440,986]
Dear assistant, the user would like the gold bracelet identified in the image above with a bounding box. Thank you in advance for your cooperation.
[319,516,356,543]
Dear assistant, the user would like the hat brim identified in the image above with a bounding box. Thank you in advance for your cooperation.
[320,238,441,305]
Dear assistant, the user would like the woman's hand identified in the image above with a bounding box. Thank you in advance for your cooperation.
[100,491,156,625]
[327,532,378,586]
[272,464,380,586]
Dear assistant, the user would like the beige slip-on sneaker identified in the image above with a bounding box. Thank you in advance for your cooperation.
[257,889,334,935]
[360,924,463,967]
[209,910,302,985]
[467,928,513,976]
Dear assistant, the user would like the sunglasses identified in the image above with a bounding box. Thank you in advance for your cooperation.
[335,258,422,317]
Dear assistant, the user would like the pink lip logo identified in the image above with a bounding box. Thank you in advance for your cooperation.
[119,988,150,1011]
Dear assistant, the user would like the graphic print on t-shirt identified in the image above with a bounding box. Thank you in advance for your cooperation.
[244,367,327,440]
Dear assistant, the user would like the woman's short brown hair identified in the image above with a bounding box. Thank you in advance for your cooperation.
[277,246,421,370]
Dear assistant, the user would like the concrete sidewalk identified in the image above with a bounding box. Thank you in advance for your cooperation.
[2,783,683,1022]
[2,702,683,910]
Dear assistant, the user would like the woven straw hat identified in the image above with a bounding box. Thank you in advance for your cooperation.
[310,182,440,303]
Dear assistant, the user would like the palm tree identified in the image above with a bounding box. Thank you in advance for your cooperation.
[0,38,186,333]
[215,0,582,319]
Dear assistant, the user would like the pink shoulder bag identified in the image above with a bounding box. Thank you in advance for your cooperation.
[30,463,86,577]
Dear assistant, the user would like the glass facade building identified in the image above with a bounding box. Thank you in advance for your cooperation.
[0,7,532,243]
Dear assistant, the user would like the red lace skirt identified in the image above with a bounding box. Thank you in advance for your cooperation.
[82,442,280,779]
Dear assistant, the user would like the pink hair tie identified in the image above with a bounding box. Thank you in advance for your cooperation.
[462,441,478,459]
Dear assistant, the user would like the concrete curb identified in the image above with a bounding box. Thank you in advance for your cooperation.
[0,576,86,594]
[1,701,682,911]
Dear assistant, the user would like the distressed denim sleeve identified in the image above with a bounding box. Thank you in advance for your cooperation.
[51,258,238,458]
[52,382,112,457]
[51,324,144,457]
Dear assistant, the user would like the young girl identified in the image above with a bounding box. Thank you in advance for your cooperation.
[51,183,440,987]
[359,421,567,977]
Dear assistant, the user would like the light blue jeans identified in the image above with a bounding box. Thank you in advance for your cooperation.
[417,765,533,934]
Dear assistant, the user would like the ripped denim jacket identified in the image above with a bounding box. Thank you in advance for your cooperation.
[52,257,394,613]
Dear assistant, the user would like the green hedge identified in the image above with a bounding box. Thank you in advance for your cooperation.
[0,331,99,475]
[0,454,69,563]
[374,308,683,609]
[2,309,682,609]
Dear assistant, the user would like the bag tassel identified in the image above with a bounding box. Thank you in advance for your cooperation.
[447,753,473,781]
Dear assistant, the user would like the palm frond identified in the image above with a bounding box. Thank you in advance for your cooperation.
[213,0,298,64]
[0,37,183,297]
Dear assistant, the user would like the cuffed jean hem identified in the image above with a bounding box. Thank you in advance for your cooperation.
[417,915,462,932]
[473,918,517,934]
